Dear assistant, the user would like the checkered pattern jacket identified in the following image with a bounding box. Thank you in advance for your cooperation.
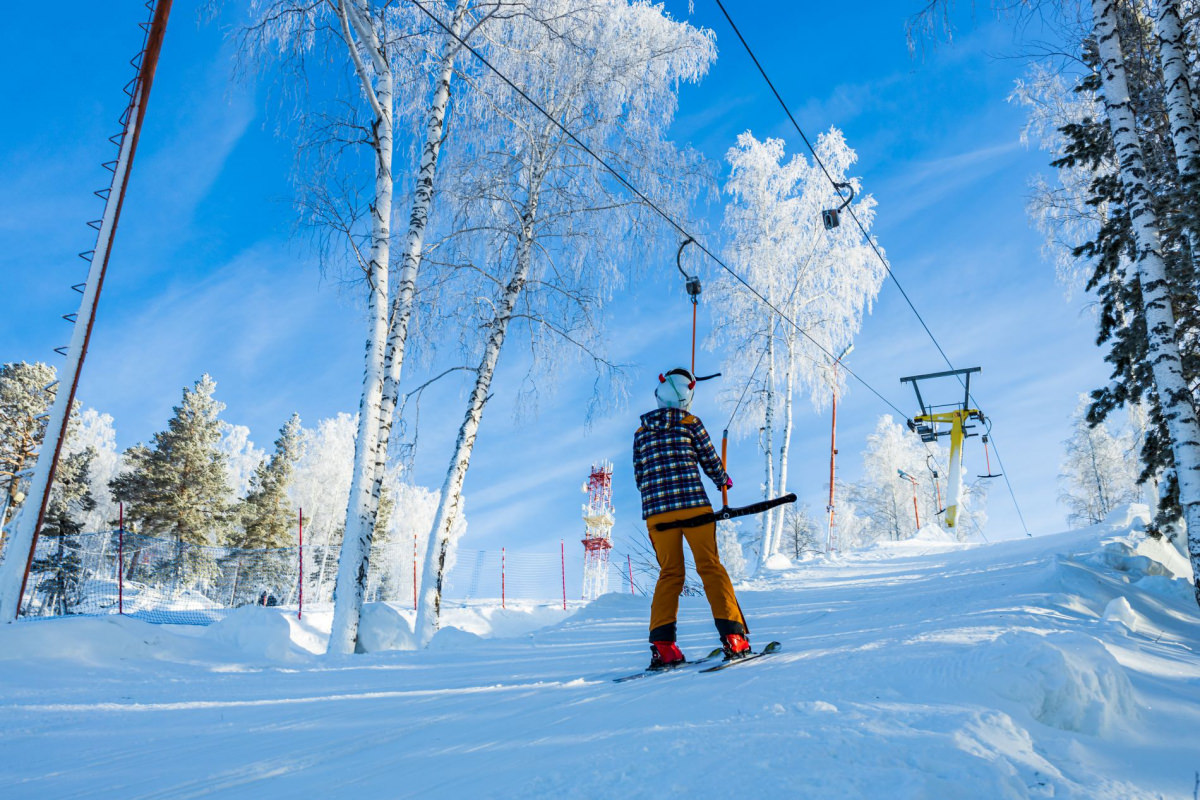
[633,407,729,520]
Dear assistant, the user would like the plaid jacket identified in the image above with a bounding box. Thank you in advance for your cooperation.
[633,407,729,520]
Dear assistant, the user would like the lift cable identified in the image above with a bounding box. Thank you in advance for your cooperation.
[713,0,1030,536]
[407,0,920,429]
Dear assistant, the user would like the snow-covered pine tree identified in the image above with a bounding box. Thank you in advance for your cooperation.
[712,131,884,568]
[1015,37,1186,520]
[1059,396,1142,526]
[109,375,232,585]
[30,448,95,616]
[412,0,716,646]
[0,362,59,535]
[915,0,1200,604]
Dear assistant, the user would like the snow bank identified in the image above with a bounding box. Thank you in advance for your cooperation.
[982,630,1137,735]
[0,614,199,664]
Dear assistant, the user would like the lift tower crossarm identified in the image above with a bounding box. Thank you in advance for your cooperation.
[900,367,980,419]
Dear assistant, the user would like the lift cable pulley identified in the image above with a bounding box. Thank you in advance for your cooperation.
[822,181,855,230]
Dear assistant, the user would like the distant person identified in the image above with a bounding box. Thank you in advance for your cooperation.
[633,368,750,670]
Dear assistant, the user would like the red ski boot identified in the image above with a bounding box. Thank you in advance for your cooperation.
[648,641,685,671]
[720,633,752,660]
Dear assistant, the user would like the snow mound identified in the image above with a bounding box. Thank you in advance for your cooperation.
[204,606,308,662]
[428,625,484,651]
[1133,531,1194,582]
[1100,596,1138,633]
[1101,502,1150,530]
[984,631,1136,735]
[909,523,958,543]
[356,602,415,653]
[1132,573,1196,603]
[1086,540,1173,582]
[761,553,794,570]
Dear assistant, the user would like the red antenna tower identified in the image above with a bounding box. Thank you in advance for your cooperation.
[581,461,614,600]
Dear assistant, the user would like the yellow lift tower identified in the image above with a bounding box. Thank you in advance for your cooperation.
[900,367,985,529]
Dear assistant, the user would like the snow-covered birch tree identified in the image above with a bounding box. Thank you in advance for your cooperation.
[712,131,884,569]
[413,0,716,645]
[1059,395,1142,526]
[243,0,497,652]
[1152,0,1200,274]
[1089,0,1200,603]
[846,416,942,542]
[290,413,357,602]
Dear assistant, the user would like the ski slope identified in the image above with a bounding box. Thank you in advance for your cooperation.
[1,507,1197,798]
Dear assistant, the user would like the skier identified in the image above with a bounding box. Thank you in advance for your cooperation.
[633,367,750,670]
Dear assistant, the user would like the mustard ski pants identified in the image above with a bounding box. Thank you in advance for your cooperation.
[646,505,747,642]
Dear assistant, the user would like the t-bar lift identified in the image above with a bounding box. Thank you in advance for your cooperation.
[900,367,984,529]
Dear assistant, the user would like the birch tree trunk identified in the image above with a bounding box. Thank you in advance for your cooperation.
[1153,0,1200,271]
[373,0,471,493]
[1093,0,1200,606]
[415,181,542,646]
[772,336,797,556]
[328,0,394,655]
[757,335,776,571]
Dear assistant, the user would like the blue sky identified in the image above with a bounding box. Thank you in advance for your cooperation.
[1,1,1111,568]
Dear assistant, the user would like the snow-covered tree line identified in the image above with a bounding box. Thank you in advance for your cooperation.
[0,364,443,611]
[1000,0,1200,602]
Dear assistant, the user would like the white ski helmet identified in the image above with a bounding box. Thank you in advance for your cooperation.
[655,368,695,410]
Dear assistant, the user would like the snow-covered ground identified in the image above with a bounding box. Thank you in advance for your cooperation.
[2,506,1198,798]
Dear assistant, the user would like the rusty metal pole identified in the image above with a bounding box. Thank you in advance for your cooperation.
[0,0,173,622]
[826,363,839,554]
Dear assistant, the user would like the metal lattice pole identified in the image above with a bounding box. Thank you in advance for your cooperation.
[0,0,173,622]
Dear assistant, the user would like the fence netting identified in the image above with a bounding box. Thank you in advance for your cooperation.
[16,531,650,625]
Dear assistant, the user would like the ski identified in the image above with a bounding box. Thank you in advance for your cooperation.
[612,648,724,683]
[698,640,782,673]
[656,494,797,531]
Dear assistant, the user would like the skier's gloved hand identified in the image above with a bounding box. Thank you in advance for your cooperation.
[724,476,733,489]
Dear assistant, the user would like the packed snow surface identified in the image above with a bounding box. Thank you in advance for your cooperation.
[2,509,1198,798]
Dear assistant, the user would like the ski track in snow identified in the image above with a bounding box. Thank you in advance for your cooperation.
[1,517,1199,798]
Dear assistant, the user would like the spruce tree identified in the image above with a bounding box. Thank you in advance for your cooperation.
[110,375,232,585]
[31,448,95,615]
